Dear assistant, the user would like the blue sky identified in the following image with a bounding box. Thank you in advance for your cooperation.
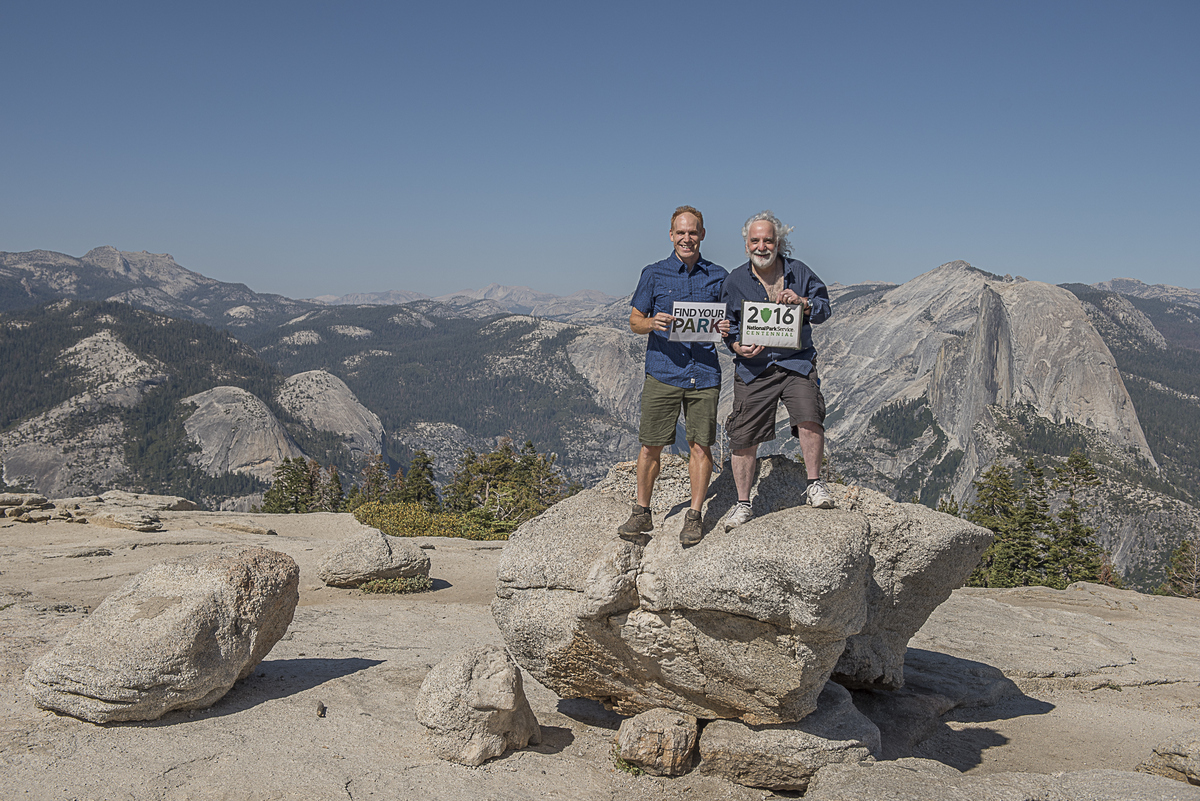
[3,1,1197,299]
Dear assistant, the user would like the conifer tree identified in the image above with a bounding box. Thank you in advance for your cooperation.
[1045,450,1104,588]
[1161,538,1200,597]
[399,449,440,511]
[261,457,312,513]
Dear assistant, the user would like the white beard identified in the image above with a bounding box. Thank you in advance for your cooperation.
[749,251,776,270]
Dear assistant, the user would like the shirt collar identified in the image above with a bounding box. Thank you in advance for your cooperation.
[668,250,712,274]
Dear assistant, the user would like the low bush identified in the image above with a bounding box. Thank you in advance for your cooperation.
[359,575,434,594]
[352,501,514,541]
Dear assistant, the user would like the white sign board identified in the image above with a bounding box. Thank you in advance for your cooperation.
[669,302,726,342]
[740,301,801,348]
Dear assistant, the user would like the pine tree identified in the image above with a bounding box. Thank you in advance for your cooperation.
[399,449,440,511]
[966,464,1042,587]
[359,453,389,505]
[261,457,312,513]
[1045,450,1104,588]
[1161,538,1200,597]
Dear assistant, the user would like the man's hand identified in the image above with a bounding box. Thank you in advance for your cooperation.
[778,288,811,312]
[630,307,676,335]
[716,318,730,337]
[732,341,764,358]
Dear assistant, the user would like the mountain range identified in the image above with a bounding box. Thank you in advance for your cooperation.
[2,246,1198,589]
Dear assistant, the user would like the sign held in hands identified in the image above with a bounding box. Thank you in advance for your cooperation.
[669,302,727,342]
[740,300,801,348]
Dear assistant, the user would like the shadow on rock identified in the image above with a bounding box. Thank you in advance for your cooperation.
[140,656,385,723]
[850,649,1054,765]
[527,725,575,755]
[557,697,626,731]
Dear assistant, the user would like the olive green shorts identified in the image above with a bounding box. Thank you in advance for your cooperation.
[638,374,720,447]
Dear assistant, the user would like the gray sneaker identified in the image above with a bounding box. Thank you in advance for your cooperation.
[618,504,653,539]
[725,503,754,532]
[806,478,835,509]
[680,509,704,547]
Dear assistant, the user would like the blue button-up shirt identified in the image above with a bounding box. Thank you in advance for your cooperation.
[631,251,728,389]
[721,257,831,384]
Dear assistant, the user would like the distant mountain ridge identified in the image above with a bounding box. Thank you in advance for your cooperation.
[3,245,1199,588]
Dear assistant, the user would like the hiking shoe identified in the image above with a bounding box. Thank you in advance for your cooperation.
[806,478,835,509]
[618,504,653,539]
[725,502,754,532]
[680,509,704,547]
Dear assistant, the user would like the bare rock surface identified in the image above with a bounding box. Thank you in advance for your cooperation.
[275,370,384,461]
[616,708,699,776]
[805,758,1200,800]
[698,681,880,792]
[1139,728,1200,785]
[25,545,299,722]
[496,457,989,723]
[2,509,1199,799]
[415,645,541,766]
[317,528,430,588]
[183,386,305,480]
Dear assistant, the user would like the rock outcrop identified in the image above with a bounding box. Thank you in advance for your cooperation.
[25,545,299,723]
[1139,728,1200,786]
[493,457,989,724]
[275,370,383,461]
[414,645,541,766]
[316,529,430,588]
[183,386,305,481]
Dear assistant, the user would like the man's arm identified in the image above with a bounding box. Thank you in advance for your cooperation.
[630,306,676,335]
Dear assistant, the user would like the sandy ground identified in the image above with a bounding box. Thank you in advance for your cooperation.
[2,511,1198,800]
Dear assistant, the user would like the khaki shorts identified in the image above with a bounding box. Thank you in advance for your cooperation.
[726,365,825,451]
[638,374,720,447]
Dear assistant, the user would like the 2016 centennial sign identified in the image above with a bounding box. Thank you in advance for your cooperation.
[740,300,801,348]
[669,302,726,342]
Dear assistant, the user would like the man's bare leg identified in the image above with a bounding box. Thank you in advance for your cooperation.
[797,422,825,480]
[688,442,714,511]
[636,444,665,508]
[731,445,759,502]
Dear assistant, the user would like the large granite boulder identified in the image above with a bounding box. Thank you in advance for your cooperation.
[492,456,990,724]
[25,545,299,723]
[317,528,430,588]
[831,484,994,689]
[494,458,872,724]
[414,645,541,766]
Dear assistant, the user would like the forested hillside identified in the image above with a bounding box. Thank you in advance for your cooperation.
[0,301,350,502]
[250,303,636,480]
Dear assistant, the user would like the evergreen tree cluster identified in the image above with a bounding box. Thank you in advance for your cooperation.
[963,452,1116,589]
[259,439,575,539]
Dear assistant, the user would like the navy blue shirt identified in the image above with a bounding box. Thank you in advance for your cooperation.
[631,251,728,389]
[721,257,831,383]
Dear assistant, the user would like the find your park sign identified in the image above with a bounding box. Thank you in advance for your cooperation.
[740,300,802,348]
[668,302,726,342]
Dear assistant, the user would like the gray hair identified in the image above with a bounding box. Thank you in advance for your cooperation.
[742,210,794,257]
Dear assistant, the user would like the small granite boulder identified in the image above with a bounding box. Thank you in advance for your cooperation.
[414,645,541,766]
[317,528,430,588]
[616,708,699,776]
[1139,728,1200,786]
[698,681,879,792]
[25,545,299,723]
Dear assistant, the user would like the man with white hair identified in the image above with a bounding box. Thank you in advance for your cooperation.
[720,210,834,529]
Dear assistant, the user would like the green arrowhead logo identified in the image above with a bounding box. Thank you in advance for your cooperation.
[760,307,772,323]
